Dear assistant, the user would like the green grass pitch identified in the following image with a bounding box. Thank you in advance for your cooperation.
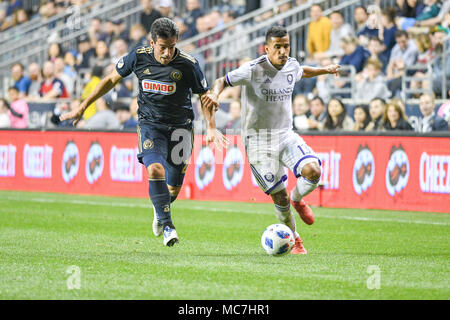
[0,190,449,300]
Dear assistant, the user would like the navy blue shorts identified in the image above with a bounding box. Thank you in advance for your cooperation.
[137,121,194,187]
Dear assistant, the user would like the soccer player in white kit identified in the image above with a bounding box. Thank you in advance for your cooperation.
[202,26,340,254]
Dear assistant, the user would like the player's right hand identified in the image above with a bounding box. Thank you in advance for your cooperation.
[206,128,229,149]
[201,93,219,112]
[59,104,85,126]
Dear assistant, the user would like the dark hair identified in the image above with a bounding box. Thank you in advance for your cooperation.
[370,97,386,106]
[265,25,288,43]
[353,104,371,130]
[324,98,347,130]
[382,7,397,24]
[150,17,179,42]
[369,36,382,44]
[92,65,104,78]
[355,5,367,14]
[310,96,325,106]
[395,30,409,39]
[330,10,343,18]
[8,86,19,92]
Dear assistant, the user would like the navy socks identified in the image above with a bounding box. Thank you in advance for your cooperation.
[149,179,173,228]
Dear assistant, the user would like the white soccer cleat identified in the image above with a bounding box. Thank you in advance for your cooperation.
[163,225,179,247]
[152,205,163,237]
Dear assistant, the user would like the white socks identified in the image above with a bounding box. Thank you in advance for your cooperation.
[291,176,319,202]
[274,203,297,236]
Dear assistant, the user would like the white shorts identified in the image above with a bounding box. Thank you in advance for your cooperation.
[244,130,321,195]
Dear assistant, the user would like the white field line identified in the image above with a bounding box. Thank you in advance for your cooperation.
[0,195,448,226]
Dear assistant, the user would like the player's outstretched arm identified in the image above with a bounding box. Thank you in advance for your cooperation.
[59,68,123,125]
[199,88,229,150]
[302,64,341,78]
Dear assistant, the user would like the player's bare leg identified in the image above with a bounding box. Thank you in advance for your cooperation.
[291,162,321,225]
[147,163,178,246]
[271,188,307,255]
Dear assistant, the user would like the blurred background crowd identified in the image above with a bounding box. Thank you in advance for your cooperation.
[0,0,449,133]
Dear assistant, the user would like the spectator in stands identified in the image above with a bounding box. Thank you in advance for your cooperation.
[114,103,138,129]
[8,86,28,128]
[48,42,63,62]
[366,98,386,131]
[410,30,441,97]
[88,17,103,46]
[397,0,441,30]
[174,16,189,40]
[399,0,425,18]
[383,101,413,130]
[89,40,110,70]
[340,36,370,73]
[140,0,162,33]
[367,36,389,72]
[76,35,95,70]
[417,0,450,27]
[352,105,371,131]
[386,30,419,97]
[183,0,203,39]
[80,96,121,130]
[354,6,369,34]
[11,63,31,99]
[111,38,129,65]
[318,10,353,60]
[99,19,116,47]
[27,63,42,100]
[292,94,310,131]
[306,4,332,59]
[158,0,174,19]
[416,93,449,132]
[0,99,11,128]
[40,0,57,28]
[308,96,327,130]
[217,10,249,61]
[322,98,354,131]
[430,26,450,97]
[63,51,78,79]
[315,56,346,103]
[355,57,391,101]
[39,61,69,99]
[114,19,129,43]
[54,57,74,97]
[357,5,382,47]
[128,24,148,50]
[81,65,103,120]
[223,100,241,134]
[381,8,398,60]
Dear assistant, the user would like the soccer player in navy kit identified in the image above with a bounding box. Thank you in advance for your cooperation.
[61,18,227,247]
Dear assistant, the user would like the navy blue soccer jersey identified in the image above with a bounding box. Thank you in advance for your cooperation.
[116,46,209,125]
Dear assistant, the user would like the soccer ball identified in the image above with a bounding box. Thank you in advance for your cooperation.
[261,224,295,256]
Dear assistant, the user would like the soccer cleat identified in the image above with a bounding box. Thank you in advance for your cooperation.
[290,236,307,255]
[152,205,163,237]
[291,199,315,225]
[163,225,179,247]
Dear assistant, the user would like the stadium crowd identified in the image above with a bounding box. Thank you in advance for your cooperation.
[0,0,449,132]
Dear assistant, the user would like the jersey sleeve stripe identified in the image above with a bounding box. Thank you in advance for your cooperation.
[225,74,233,87]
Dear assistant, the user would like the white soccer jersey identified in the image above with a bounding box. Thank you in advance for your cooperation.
[225,55,303,137]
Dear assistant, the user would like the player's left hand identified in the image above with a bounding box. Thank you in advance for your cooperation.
[326,64,341,77]
[206,128,229,149]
